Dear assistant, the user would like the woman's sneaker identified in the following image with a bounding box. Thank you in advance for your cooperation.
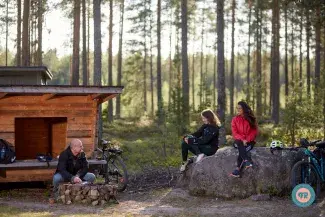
[180,161,189,173]
[195,154,205,163]
[244,161,253,170]
[229,169,240,178]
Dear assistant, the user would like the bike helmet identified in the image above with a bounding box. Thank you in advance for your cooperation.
[36,153,52,162]
[270,140,283,149]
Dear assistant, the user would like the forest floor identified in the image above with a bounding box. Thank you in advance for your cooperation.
[0,172,324,217]
[0,187,324,217]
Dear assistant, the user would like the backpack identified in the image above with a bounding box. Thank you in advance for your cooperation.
[0,139,16,164]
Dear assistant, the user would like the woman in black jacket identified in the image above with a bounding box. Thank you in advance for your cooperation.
[180,109,220,172]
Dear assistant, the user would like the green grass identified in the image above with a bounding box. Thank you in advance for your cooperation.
[99,117,323,172]
[102,119,182,172]
[101,118,277,173]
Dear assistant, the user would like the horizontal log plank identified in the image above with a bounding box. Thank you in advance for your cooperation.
[0,95,95,104]
[0,169,56,182]
[0,159,107,168]
[67,130,93,138]
[0,132,14,139]
[0,124,95,133]
[0,110,95,116]
[0,105,96,111]
[0,116,96,125]
[0,125,14,132]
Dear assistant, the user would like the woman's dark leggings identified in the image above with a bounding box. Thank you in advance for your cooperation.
[181,141,218,162]
[235,139,255,168]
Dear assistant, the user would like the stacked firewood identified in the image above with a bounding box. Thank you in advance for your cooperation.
[58,183,118,205]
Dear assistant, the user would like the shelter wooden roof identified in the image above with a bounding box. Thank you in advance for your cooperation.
[0,85,124,103]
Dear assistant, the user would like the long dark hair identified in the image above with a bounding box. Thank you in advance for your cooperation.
[201,109,221,127]
[238,101,257,128]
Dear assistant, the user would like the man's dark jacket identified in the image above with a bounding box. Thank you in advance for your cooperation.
[55,147,89,181]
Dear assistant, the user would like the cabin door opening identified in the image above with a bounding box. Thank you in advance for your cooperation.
[15,118,67,160]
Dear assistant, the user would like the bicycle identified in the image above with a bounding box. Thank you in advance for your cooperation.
[95,139,128,192]
[290,138,325,197]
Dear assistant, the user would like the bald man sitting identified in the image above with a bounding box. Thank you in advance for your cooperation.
[52,139,95,198]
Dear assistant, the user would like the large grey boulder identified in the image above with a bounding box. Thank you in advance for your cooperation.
[177,147,304,199]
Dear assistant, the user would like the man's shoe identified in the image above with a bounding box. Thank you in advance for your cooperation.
[229,169,240,178]
[195,154,205,163]
[49,190,59,204]
[49,198,55,204]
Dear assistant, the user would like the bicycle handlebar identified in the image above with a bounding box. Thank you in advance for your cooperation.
[300,138,325,147]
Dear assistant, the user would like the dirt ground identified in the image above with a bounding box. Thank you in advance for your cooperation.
[0,184,324,217]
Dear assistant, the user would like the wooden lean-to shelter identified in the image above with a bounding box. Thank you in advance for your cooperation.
[0,66,123,182]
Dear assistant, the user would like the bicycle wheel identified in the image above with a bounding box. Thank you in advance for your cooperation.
[105,155,128,192]
[291,161,321,197]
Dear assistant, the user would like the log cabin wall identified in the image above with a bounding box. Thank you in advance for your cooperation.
[0,95,98,158]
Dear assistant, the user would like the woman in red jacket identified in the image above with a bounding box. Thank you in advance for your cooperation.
[230,101,258,178]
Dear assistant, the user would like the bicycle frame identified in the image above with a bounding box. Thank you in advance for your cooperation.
[96,141,123,179]
[303,149,325,182]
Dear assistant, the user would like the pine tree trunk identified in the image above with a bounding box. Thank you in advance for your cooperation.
[87,0,90,83]
[107,0,113,122]
[284,3,288,97]
[323,26,325,139]
[299,12,303,91]
[191,16,195,111]
[230,0,235,115]
[37,0,42,65]
[17,0,22,66]
[271,0,280,124]
[93,0,101,86]
[116,0,124,119]
[181,0,189,129]
[235,51,239,104]
[246,0,252,102]
[291,8,294,86]
[200,7,204,107]
[30,1,34,65]
[143,0,148,113]
[260,9,264,114]
[5,0,9,66]
[213,44,216,109]
[216,0,225,123]
[22,0,30,66]
[175,4,181,129]
[306,9,311,96]
[157,0,163,124]
[93,0,102,145]
[314,7,321,102]
[192,52,195,111]
[149,7,154,117]
[168,8,172,110]
[72,0,81,85]
[256,4,262,117]
[269,0,275,115]
[204,32,208,104]
[82,0,88,85]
